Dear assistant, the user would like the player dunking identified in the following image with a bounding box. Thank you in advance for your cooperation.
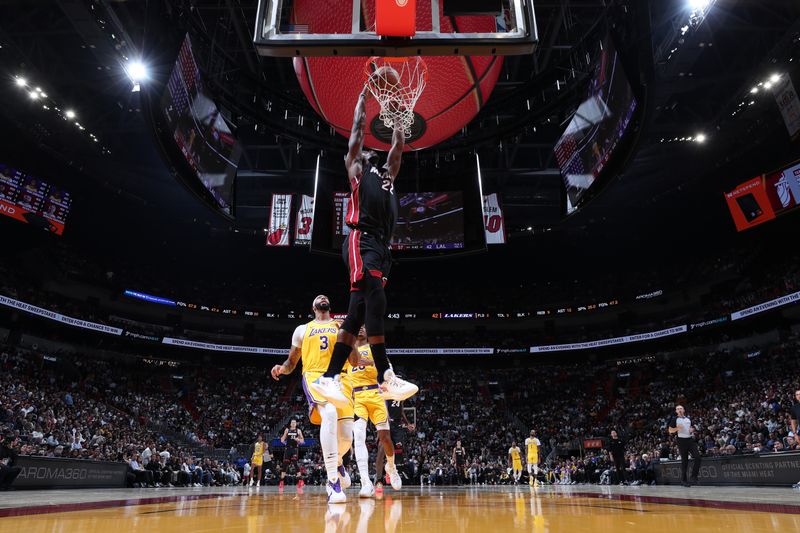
[309,79,417,408]
[271,295,357,502]
[351,327,402,497]
[525,430,541,486]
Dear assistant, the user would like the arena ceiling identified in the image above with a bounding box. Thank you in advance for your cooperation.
[0,0,798,263]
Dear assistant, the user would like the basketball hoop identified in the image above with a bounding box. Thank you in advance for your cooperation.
[364,56,428,138]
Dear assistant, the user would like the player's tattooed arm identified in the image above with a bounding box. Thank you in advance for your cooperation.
[346,89,369,181]
[386,122,404,179]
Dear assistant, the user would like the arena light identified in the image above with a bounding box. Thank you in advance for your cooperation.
[65,109,76,119]
[770,73,780,83]
[28,91,39,100]
[750,87,759,94]
[15,76,27,87]
[689,0,711,11]
[695,133,706,143]
[125,60,148,83]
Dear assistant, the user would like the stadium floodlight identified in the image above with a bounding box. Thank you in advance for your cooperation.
[770,73,780,83]
[125,60,148,83]
[750,87,758,94]
[689,0,711,10]
[15,76,27,87]
[695,133,706,143]
[28,91,39,100]
[65,109,76,119]
[764,81,773,90]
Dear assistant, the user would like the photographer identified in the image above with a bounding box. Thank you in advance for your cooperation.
[0,432,22,490]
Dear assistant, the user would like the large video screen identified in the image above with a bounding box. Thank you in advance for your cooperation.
[0,163,72,235]
[393,192,464,250]
[332,191,464,251]
[162,34,240,215]
[554,37,637,213]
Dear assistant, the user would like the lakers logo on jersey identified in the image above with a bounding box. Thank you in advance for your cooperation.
[300,320,338,374]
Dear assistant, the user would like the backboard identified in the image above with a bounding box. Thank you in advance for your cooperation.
[254,0,538,57]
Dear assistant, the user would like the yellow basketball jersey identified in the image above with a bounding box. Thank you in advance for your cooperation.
[526,437,540,457]
[349,345,378,388]
[300,320,339,373]
[253,441,264,457]
[510,447,521,461]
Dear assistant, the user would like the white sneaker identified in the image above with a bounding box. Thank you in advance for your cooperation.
[379,369,418,401]
[385,463,402,490]
[310,376,350,409]
[359,480,375,498]
[248,479,254,487]
[327,479,347,503]
[256,481,260,487]
[338,464,352,489]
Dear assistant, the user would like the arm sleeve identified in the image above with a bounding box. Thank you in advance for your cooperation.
[291,324,307,349]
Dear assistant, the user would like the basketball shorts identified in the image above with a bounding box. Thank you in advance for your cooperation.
[251,456,263,466]
[343,229,392,291]
[528,454,539,465]
[513,459,522,471]
[353,386,390,430]
[302,371,354,425]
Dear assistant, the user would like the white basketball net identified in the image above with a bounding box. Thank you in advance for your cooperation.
[364,56,428,137]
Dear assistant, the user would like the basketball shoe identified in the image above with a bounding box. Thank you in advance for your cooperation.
[338,464,352,489]
[379,369,418,401]
[359,479,375,498]
[385,463,403,490]
[310,376,350,409]
[327,478,347,503]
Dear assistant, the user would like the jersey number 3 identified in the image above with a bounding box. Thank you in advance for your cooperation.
[320,336,329,350]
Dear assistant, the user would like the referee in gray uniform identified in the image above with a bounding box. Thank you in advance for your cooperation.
[668,405,701,486]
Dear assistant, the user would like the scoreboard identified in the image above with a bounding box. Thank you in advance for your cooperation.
[0,163,72,235]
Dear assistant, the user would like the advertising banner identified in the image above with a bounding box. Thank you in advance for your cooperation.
[655,452,800,486]
[0,294,123,335]
[12,457,128,489]
[161,337,286,354]
[730,290,800,321]
[724,176,776,232]
[530,325,687,353]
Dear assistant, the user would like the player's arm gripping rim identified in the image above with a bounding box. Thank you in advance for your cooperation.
[271,344,302,381]
[345,88,370,182]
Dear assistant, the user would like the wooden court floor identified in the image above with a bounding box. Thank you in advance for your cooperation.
[1,485,799,532]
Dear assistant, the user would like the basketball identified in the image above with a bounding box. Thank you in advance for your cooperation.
[370,66,401,92]
[291,0,503,150]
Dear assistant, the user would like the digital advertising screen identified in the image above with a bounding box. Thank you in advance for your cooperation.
[312,154,485,260]
[393,192,464,250]
[0,163,71,235]
[554,37,638,213]
[162,34,240,215]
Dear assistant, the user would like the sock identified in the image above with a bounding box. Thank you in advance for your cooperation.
[386,452,395,470]
[534,465,539,476]
[323,342,352,378]
[319,403,340,483]
[370,343,390,382]
[338,419,353,461]
[353,419,370,482]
